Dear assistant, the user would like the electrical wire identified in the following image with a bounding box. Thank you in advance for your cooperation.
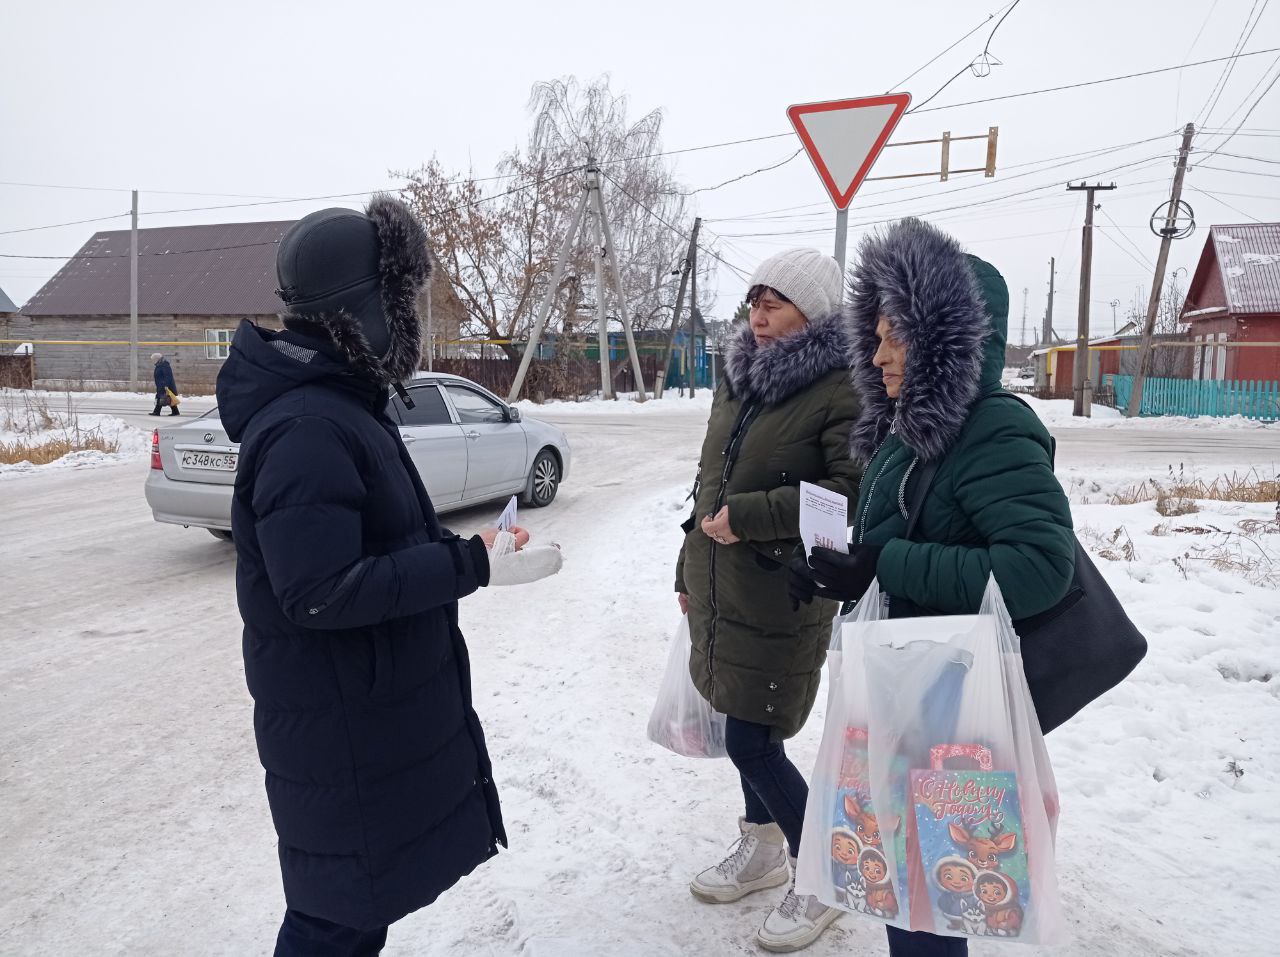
[911,46,1280,114]
[1098,208,1156,270]
[1212,150,1280,164]
[1197,56,1280,162]
[906,0,1023,113]
[1186,184,1264,222]
[888,2,1016,91]
[1196,163,1280,177]
[673,149,804,196]
[0,212,130,237]
[1196,0,1268,128]
[598,169,752,283]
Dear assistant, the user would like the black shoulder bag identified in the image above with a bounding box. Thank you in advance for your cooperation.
[904,394,1148,733]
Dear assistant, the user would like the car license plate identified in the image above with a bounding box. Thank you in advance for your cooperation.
[180,450,237,472]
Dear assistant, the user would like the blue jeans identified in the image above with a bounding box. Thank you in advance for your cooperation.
[725,716,809,855]
[274,909,388,957]
[886,926,968,956]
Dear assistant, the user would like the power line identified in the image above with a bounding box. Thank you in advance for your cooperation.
[1198,55,1280,162]
[599,169,752,283]
[1186,184,1264,222]
[1196,0,1267,127]
[1098,208,1156,270]
[675,149,803,196]
[911,46,1280,114]
[0,212,130,237]
[907,0,1023,113]
[888,2,1016,91]
[1196,163,1280,177]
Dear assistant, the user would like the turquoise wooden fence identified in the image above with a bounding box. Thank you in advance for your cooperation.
[1107,375,1280,420]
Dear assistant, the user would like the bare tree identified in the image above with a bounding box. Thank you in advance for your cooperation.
[397,75,713,362]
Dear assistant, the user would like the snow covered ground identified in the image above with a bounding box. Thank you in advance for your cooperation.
[2,400,1278,955]
[0,395,150,477]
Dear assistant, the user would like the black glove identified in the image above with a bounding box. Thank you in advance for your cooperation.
[788,544,819,611]
[809,544,883,603]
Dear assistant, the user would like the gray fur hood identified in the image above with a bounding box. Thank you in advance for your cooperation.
[723,312,853,406]
[846,217,1008,463]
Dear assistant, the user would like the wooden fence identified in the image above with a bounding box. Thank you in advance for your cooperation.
[1107,374,1280,421]
[427,354,659,400]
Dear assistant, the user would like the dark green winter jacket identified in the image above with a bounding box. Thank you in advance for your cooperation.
[846,218,1074,620]
[676,314,861,739]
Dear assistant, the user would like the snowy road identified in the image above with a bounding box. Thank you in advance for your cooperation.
[64,391,1280,470]
[3,402,1278,955]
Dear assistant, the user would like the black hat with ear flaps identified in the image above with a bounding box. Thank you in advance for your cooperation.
[275,195,429,385]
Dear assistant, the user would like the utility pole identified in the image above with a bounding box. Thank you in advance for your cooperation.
[1109,299,1120,334]
[1066,182,1116,417]
[129,189,138,392]
[655,218,699,399]
[425,256,434,371]
[592,197,612,399]
[1042,257,1055,346]
[688,239,699,398]
[1020,287,1029,348]
[1127,122,1196,418]
[507,161,647,403]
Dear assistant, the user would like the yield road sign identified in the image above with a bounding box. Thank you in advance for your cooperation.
[787,93,911,210]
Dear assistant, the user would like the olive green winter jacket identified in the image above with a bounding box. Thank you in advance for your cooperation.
[675,315,861,739]
[846,219,1075,620]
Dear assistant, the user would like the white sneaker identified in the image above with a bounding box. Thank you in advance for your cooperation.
[690,818,790,904]
[756,870,841,953]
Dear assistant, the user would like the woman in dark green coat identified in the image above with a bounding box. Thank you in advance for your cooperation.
[676,248,861,953]
[791,218,1075,957]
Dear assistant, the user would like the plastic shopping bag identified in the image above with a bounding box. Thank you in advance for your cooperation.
[796,586,916,927]
[487,530,563,586]
[646,616,726,758]
[797,577,1065,945]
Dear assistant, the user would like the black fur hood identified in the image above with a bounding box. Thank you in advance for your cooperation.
[287,195,430,385]
[723,312,853,406]
[846,218,1008,463]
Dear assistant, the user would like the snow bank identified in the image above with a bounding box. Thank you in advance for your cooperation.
[2,387,215,403]
[1022,395,1273,431]
[0,413,148,477]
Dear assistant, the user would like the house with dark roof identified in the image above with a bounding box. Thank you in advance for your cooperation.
[0,285,18,317]
[1179,223,1280,383]
[20,218,465,392]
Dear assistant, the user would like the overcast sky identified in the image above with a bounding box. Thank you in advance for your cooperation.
[3,0,1278,341]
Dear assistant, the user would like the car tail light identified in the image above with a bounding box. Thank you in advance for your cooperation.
[150,430,162,470]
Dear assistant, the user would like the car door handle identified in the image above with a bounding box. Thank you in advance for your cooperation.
[400,434,418,444]
[464,431,480,441]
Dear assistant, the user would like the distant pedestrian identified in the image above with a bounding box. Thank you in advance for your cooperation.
[676,248,862,952]
[150,353,179,416]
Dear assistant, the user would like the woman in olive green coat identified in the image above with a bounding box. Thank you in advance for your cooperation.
[791,217,1074,957]
[675,248,861,953]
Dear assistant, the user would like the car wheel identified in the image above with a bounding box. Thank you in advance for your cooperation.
[525,449,560,508]
[208,529,234,543]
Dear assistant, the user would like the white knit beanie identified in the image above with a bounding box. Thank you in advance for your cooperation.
[747,248,844,324]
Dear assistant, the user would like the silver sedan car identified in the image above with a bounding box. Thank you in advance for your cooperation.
[145,372,571,540]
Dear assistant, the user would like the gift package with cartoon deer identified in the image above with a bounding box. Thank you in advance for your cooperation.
[795,578,1066,945]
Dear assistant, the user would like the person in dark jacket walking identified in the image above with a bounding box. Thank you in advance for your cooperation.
[215,198,507,956]
[790,218,1075,957]
[150,353,179,416]
[676,248,862,953]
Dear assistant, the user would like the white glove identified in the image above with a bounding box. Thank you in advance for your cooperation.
[488,530,563,586]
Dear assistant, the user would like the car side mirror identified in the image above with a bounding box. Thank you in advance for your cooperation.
[505,406,522,423]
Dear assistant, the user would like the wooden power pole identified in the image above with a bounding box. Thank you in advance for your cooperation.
[655,218,699,399]
[1126,122,1197,418]
[129,189,138,392]
[1066,182,1116,417]
[1042,257,1055,345]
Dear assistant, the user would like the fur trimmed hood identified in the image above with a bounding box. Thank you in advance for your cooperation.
[723,312,853,406]
[846,218,1009,463]
[280,195,430,386]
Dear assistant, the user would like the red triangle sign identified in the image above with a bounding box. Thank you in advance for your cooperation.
[787,93,911,210]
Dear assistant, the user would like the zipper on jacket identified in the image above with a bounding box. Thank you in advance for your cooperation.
[706,401,760,697]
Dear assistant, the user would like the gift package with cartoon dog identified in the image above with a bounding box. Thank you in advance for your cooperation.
[795,578,1066,945]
